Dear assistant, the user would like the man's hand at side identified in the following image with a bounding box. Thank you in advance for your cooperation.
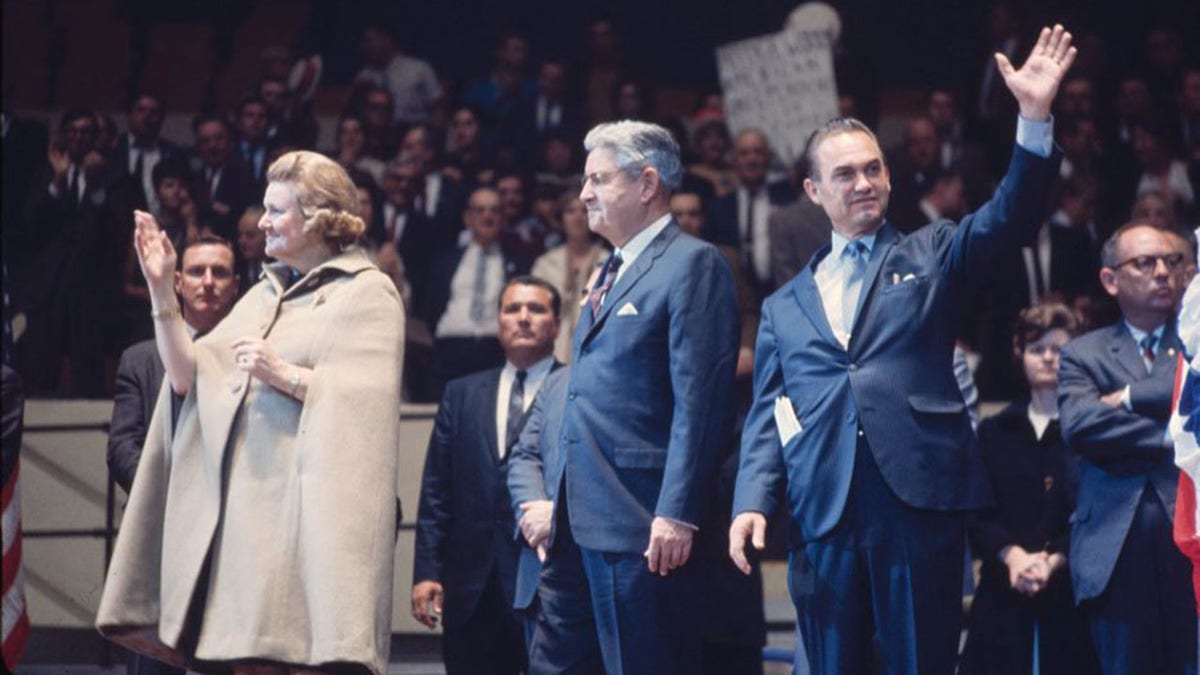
[645,516,694,576]
[411,580,444,629]
[728,511,768,575]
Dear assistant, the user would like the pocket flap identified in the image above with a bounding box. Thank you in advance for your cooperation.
[906,394,965,414]
[613,447,667,469]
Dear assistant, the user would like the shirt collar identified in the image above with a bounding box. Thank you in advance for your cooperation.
[615,213,671,268]
[830,229,877,262]
[503,355,555,382]
[1125,320,1166,346]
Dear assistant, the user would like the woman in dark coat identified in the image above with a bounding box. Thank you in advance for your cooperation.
[961,302,1100,675]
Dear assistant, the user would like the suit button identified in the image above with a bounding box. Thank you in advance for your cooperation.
[857,430,864,437]
[848,363,858,372]
[568,391,577,400]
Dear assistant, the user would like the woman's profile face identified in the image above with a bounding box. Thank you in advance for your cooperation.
[259,181,323,265]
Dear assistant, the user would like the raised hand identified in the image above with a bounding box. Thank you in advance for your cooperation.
[133,209,177,293]
[996,24,1077,121]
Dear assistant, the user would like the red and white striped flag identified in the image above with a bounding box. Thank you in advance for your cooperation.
[2,365,29,670]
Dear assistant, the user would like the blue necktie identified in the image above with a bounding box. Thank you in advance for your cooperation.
[841,240,868,336]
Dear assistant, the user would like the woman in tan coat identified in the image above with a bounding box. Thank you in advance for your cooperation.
[97,151,405,674]
[530,194,608,363]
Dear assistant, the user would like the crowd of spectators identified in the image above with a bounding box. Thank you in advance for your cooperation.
[2,12,1198,403]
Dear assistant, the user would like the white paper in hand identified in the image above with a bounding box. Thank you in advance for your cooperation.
[774,396,802,446]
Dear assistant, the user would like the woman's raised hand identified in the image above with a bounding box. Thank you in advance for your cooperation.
[133,209,177,292]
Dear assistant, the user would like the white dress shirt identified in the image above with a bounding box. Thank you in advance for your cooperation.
[435,241,505,338]
[494,356,555,458]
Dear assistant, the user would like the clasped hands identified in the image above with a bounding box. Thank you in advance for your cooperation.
[1002,545,1065,597]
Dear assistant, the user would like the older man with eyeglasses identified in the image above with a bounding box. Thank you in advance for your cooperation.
[1059,221,1197,674]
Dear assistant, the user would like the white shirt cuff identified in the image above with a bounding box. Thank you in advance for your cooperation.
[1015,115,1054,158]
[1121,384,1132,412]
[661,516,698,531]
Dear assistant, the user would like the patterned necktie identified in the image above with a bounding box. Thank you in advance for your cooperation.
[1141,334,1157,372]
[587,252,624,319]
[841,240,868,336]
[504,369,527,456]
[469,247,490,323]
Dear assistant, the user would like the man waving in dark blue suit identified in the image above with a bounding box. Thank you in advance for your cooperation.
[730,24,1076,675]
[527,121,740,674]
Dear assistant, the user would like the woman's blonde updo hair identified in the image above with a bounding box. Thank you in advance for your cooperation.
[265,150,366,248]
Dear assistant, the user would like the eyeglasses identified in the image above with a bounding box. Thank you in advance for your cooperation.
[1112,252,1186,274]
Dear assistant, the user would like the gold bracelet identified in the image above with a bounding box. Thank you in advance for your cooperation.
[151,305,181,321]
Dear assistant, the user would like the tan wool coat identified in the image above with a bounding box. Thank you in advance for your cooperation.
[97,248,405,674]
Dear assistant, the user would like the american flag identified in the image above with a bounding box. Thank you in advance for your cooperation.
[1,364,28,670]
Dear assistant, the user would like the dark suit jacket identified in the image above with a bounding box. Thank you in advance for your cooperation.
[702,181,798,250]
[108,339,166,492]
[733,145,1059,542]
[105,136,184,213]
[192,158,257,240]
[413,363,559,627]
[422,244,527,330]
[561,221,739,553]
[1058,320,1182,602]
[507,366,571,611]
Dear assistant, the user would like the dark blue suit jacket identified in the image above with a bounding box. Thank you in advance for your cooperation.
[507,366,571,611]
[560,220,739,553]
[733,145,1058,542]
[413,366,529,626]
[702,181,798,249]
[1058,321,1181,602]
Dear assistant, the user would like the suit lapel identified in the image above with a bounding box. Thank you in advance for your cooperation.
[1110,323,1150,379]
[1150,320,1182,378]
[481,370,501,464]
[583,222,679,342]
[791,261,840,347]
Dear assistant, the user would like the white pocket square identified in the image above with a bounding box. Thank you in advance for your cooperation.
[616,302,639,316]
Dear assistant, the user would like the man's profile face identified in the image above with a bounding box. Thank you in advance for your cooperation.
[497,283,558,360]
[580,147,644,244]
[175,244,237,321]
[804,131,891,238]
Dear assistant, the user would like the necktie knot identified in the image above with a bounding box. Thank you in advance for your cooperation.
[1141,334,1158,366]
[515,369,528,386]
[587,253,623,319]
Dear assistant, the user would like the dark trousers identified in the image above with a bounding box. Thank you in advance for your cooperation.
[1082,490,1197,675]
[442,568,527,675]
[791,434,964,675]
[529,502,702,674]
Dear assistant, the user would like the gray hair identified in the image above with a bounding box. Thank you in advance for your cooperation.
[583,120,682,193]
[803,117,882,181]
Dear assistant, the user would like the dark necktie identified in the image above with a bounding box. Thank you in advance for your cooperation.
[504,369,528,454]
[1141,334,1157,371]
[132,149,144,181]
[587,252,623,319]
[67,165,80,205]
[469,248,490,322]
